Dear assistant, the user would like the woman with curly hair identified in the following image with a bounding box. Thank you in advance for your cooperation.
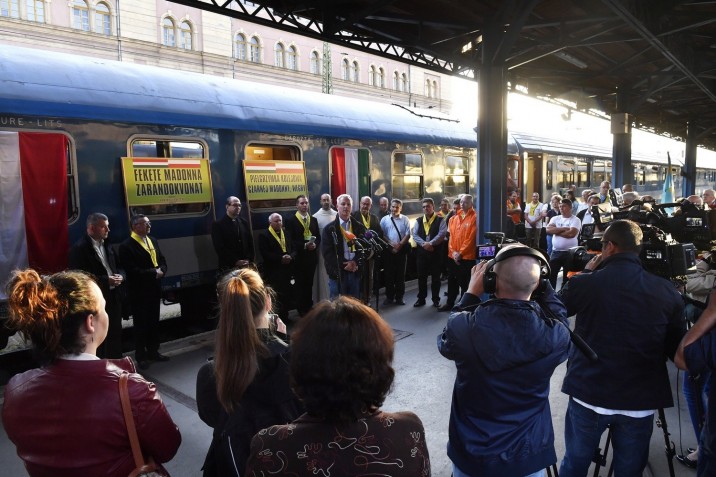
[196,268,303,476]
[2,269,180,476]
[245,296,431,476]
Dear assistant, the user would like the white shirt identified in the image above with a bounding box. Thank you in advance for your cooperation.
[524,201,546,229]
[313,208,337,233]
[380,214,411,244]
[548,214,581,251]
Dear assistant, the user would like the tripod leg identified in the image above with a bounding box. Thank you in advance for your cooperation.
[656,408,676,477]
[592,426,611,477]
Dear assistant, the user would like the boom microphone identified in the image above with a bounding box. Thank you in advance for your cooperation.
[364,230,390,248]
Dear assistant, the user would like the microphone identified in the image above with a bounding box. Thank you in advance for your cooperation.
[364,230,390,248]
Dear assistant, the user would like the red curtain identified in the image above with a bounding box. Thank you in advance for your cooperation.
[19,133,69,273]
[331,147,346,198]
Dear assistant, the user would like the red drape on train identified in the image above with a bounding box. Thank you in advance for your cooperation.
[19,133,69,273]
[331,147,346,198]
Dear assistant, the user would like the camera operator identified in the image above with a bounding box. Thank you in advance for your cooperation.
[438,244,571,477]
[558,219,686,477]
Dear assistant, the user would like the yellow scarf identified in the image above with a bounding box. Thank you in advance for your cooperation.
[338,220,355,252]
[360,213,371,230]
[295,211,311,239]
[423,213,436,235]
[529,202,539,216]
[268,226,286,253]
[131,231,158,267]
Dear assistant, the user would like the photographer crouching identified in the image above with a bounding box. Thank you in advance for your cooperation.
[558,219,686,476]
[438,244,571,477]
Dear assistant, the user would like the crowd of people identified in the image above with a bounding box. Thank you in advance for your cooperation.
[6,186,716,477]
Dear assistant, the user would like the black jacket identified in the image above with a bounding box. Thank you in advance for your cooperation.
[196,330,304,477]
[211,215,255,271]
[321,215,367,280]
[258,228,295,286]
[118,235,167,298]
[68,234,124,298]
[559,253,685,410]
[284,213,321,265]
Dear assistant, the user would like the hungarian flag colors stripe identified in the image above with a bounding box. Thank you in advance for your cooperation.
[0,132,69,297]
[330,147,370,205]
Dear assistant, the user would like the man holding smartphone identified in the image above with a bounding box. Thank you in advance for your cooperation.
[286,195,321,316]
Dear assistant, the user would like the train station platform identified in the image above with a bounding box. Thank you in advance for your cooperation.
[0,280,698,476]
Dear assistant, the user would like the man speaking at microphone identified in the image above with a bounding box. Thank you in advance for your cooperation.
[321,193,366,300]
[438,244,571,477]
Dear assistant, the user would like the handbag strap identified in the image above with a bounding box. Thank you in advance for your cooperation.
[390,216,403,240]
[119,373,147,470]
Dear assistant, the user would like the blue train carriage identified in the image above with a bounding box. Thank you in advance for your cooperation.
[0,46,478,340]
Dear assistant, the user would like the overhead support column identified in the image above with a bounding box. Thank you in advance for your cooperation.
[611,89,632,190]
[476,31,508,241]
[683,121,698,196]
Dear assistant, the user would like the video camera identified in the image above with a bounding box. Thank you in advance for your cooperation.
[476,232,511,261]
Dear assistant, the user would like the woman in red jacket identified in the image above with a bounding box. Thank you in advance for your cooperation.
[2,269,181,476]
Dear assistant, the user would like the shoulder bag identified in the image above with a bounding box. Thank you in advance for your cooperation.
[119,373,169,477]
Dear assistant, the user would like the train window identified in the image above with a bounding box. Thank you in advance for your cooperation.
[246,142,304,210]
[392,152,423,201]
[556,157,575,190]
[576,159,588,187]
[592,159,612,186]
[128,138,210,218]
[445,155,469,197]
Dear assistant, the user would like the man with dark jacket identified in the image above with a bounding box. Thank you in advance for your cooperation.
[411,198,446,307]
[119,214,169,369]
[438,244,570,477]
[321,194,366,300]
[211,196,255,273]
[285,195,320,316]
[258,213,295,322]
[558,219,685,477]
[68,212,125,358]
[352,196,382,304]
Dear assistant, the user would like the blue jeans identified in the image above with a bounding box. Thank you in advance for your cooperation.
[549,250,572,290]
[328,270,360,300]
[683,370,711,439]
[560,398,654,477]
[453,464,544,477]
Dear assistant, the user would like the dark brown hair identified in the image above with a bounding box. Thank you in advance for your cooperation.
[6,269,98,363]
[214,268,271,413]
[289,296,395,421]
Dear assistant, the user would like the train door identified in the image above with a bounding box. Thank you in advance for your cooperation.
[525,152,543,199]
[330,147,371,209]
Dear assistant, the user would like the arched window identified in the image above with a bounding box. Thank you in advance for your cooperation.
[162,17,176,47]
[1,0,20,18]
[369,65,376,86]
[234,33,247,60]
[433,80,439,99]
[393,71,400,90]
[341,59,350,80]
[351,61,359,82]
[274,43,285,68]
[401,73,408,92]
[94,2,111,35]
[249,36,261,63]
[425,79,432,98]
[310,51,320,75]
[179,21,192,50]
[377,67,385,88]
[287,45,298,70]
[26,0,45,22]
[72,0,89,31]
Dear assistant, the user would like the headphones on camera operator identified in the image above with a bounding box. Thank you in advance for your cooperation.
[482,246,551,296]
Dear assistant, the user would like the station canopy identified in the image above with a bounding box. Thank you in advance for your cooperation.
[172,0,716,150]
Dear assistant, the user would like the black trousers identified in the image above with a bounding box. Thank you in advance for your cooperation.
[416,251,442,303]
[446,258,475,305]
[384,250,407,300]
[293,254,317,315]
[130,287,161,360]
[97,287,123,359]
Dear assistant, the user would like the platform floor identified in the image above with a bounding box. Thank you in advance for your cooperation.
[0,280,699,476]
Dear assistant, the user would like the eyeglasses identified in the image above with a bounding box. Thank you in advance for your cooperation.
[137,221,151,226]
[422,205,432,208]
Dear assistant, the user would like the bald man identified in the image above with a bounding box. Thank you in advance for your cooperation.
[439,245,570,477]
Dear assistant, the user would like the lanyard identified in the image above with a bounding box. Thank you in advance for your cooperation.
[423,213,436,235]
[295,211,311,239]
[131,232,158,267]
[268,226,286,252]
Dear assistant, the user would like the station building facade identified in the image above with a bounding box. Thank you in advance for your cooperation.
[0,0,452,113]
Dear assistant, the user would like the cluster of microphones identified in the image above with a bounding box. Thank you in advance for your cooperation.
[332,229,391,253]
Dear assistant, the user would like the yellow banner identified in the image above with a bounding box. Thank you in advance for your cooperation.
[244,160,308,200]
[121,157,212,206]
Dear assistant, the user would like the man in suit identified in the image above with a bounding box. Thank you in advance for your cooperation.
[321,194,366,299]
[285,195,320,316]
[259,213,295,321]
[211,196,255,273]
[411,198,447,308]
[119,214,168,369]
[68,212,125,359]
[352,196,383,304]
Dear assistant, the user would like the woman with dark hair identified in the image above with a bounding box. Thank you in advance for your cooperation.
[2,269,180,476]
[196,268,303,476]
[245,296,431,476]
